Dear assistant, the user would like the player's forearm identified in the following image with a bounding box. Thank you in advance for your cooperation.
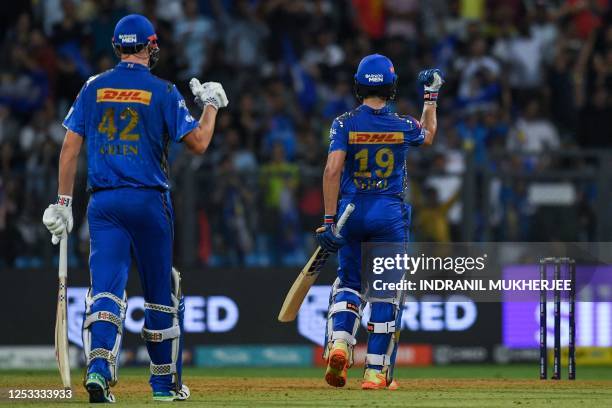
[322,151,346,217]
[420,103,437,146]
[417,69,443,146]
[197,106,218,151]
[58,154,78,196]
[187,106,218,154]
[57,132,82,196]
[322,167,341,216]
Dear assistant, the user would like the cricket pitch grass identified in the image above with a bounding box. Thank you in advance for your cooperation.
[1,365,611,407]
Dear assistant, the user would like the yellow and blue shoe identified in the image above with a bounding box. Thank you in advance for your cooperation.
[152,384,191,402]
[361,368,399,390]
[85,372,116,403]
[325,341,349,388]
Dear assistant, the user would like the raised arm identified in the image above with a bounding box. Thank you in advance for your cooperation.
[182,105,219,154]
[417,69,445,146]
[420,104,438,146]
[183,79,228,154]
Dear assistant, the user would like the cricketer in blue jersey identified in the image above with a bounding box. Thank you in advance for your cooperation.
[42,14,228,403]
[315,54,444,390]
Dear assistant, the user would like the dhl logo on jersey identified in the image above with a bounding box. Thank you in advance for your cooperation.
[348,132,404,144]
[96,88,152,105]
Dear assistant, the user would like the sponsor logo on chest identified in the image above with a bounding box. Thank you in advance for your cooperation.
[349,132,404,144]
[96,88,152,105]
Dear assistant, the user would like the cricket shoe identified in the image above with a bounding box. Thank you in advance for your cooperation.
[361,368,398,390]
[85,372,116,403]
[152,384,191,402]
[325,341,349,388]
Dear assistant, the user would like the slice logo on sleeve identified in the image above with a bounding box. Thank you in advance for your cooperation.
[97,88,152,105]
[349,132,404,144]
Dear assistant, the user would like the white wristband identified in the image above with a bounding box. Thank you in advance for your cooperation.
[56,195,73,207]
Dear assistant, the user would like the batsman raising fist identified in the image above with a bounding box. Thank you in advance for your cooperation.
[42,14,227,403]
[317,54,443,389]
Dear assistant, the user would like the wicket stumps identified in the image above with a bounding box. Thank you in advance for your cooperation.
[539,257,576,380]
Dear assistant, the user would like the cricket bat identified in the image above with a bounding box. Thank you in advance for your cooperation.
[55,234,71,390]
[278,203,355,322]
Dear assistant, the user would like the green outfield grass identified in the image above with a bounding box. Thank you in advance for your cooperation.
[1,365,611,407]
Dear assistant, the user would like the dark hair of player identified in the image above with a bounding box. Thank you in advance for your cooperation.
[353,78,398,101]
[112,40,160,69]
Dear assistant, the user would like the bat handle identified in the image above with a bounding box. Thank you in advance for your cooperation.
[335,203,355,233]
[59,232,68,279]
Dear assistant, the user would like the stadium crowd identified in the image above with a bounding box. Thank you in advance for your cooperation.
[0,0,611,268]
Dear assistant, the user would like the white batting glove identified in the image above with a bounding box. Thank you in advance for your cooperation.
[189,79,229,110]
[42,195,73,245]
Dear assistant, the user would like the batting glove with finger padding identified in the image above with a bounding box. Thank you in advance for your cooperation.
[189,78,229,110]
[42,195,73,245]
[417,69,444,102]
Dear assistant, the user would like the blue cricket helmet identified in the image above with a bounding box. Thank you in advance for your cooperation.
[112,14,159,68]
[354,54,398,100]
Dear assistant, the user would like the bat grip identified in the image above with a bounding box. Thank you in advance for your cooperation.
[335,203,355,234]
[59,233,68,279]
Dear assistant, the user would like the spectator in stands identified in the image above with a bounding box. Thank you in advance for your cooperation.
[454,38,501,107]
[259,143,299,264]
[547,46,578,135]
[413,186,461,242]
[507,99,560,153]
[0,46,49,118]
[212,154,254,266]
[233,93,263,154]
[456,112,489,165]
[261,81,298,160]
[174,0,216,80]
[89,0,125,59]
[222,0,269,69]
[493,20,546,104]
[384,0,420,41]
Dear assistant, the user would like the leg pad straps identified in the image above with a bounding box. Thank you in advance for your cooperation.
[88,348,118,366]
[330,330,357,346]
[142,326,180,342]
[142,302,181,343]
[150,362,177,376]
[84,311,124,332]
[365,353,392,367]
[144,302,177,314]
[329,301,361,319]
[367,320,396,334]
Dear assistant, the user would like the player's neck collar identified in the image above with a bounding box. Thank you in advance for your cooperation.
[359,104,391,114]
[116,61,149,71]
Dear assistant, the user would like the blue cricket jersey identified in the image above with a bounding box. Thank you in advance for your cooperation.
[63,62,198,191]
[329,104,425,198]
